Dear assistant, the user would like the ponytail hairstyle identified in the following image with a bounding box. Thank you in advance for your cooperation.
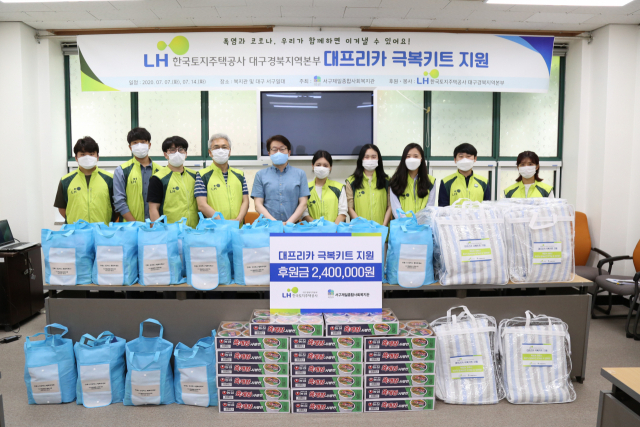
[389,143,432,199]
[351,144,388,191]
[516,151,543,182]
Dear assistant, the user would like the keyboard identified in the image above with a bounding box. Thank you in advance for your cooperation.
[0,242,36,251]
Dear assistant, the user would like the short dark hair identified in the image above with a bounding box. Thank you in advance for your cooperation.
[311,150,333,167]
[74,136,99,156]
[161,136,189,153]
[127,127,151,144]
[453,143,477,158]
[266,135,292,152]
[516,150,543,182]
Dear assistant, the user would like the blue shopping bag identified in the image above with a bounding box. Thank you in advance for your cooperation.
[124,319,175,406]
[284,217,338,234]
[386,223,435,288]
[183,227,232,289]
[138,218,183,285]
[42,228,95,285]
[24,324,77,404]
[60,219,100,231]
[232,215,284,285]
[337,217,389,269]
[173,331,217,407]
[92,224,138,286]
[74,331,126,408]
[196,211,240,231]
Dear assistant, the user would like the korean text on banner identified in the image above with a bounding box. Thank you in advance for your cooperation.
[270,233,382,315]
[77,32,554,93]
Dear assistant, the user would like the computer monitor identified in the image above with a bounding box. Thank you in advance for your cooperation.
[0,220,15,245]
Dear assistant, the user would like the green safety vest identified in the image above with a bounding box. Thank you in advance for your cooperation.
[154,166,199,228]
[307,179,343,222]
[198,164,244,220]
[398,175,436,215]
[60,168,113,225]
[346,171,388,225]
[119,157,160,222]
[504,181,553,199]
[442,171,488,205]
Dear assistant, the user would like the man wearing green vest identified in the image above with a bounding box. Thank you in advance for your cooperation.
[113,127,160,222]
[54,137,114,225]
[195,133,249,223]
[147,136,199,228]
[438,143,491,206]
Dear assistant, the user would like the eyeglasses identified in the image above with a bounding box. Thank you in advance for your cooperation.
[167,148,187,154]
[269,146,288,154]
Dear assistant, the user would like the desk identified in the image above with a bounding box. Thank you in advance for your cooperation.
[0,245,44,330]
[44,276,593,382]
[597,368,640,427]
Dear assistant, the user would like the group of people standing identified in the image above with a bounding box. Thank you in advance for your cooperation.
[54,130,554,227]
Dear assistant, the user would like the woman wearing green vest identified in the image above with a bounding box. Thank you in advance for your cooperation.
[504,151,555,198]
[147,136,199,228]
[345,144,391,226]
[302,150,347,224]
[389,143,436,218]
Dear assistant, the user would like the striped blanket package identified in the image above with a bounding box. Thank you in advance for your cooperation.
[498,311,576,404]
[502,200,575,283]
[431,306,505,405]
[434,200,508,285]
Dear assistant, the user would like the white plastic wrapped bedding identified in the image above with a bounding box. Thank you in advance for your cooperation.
[434,201,509,285]
[499,311,576,404]
[503,201,575,283]
[432,306,505,405]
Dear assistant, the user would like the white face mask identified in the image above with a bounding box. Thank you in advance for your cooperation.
[405,158,422,171]
[168,152,186,167]
[78,155,98,169]
[456,158,475,172]
[131,143,149,159]
[211,148,230,165]
[314,166,330,180]
[362,159,378,171]
[519,165,537,179]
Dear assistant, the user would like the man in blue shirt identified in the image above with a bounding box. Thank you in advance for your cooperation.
[113,127,160,222]
[251,135,309,223]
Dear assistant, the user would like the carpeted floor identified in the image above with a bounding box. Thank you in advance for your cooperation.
[1,311,638,427]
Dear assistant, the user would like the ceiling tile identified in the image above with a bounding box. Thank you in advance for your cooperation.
[252,16,314,25]
[247,0,311,6]
[507,6,579,14]
[407,7,474,20]
[111,0,182,11]
[576,3,640,15]
[74,20,137,29]
[370,17,433,27]
[153,7,219,19]
[344,7,410,18]
[131,18,196,27]
[379,0,448,8]
[540,22,595,31]
[582,14,640,25]
[442,1,512,12]
[282,6,346,17]
[90,9,159,20]
[43,2,117,13]
[312,16,374,26]
[0,3,51,13]
[466,10,535,22]
[191,16,253,26]
[28,21,81,30]
[216,6,281,17]
[24,11,98,21]
[526,12,596,24]
[315,0,382,6]
[0,11,32,21]
[178,0,245,6]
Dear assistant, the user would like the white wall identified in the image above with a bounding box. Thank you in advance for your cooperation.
[562,24,640,274]
[0,22,66,242]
